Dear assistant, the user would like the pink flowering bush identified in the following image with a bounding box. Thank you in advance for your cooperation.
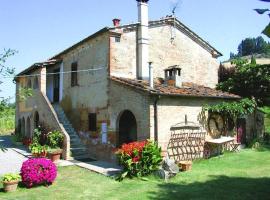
[20,158,57,188]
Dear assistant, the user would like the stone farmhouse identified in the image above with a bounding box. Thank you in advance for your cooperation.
[15,0,261,162]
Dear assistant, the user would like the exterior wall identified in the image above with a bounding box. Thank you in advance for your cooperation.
[150,96,224,151]
[59,32,110,131]
[110,25,219,88]
[77,80,151,162]
[15,68,70,159]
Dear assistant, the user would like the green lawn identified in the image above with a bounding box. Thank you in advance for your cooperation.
[1,149,270,200]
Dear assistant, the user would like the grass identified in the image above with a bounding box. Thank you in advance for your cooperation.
[1,149,270,200]
[0,116,14,135]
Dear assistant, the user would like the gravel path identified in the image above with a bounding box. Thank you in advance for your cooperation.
[0,136,27,176]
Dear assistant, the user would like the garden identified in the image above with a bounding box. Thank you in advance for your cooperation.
[0,147,270,200]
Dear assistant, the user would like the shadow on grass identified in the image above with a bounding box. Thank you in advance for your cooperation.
[148,176,270,200]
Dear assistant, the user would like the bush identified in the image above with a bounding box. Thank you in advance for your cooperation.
[115,140,162,181]
[20,158,57,188]
[2,173,21,182]
[47,130,64,149]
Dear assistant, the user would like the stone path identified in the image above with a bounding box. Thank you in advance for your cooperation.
[0,136,122,177]
[0,136,27,176]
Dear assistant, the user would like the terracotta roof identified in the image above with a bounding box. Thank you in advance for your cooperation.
[110,76,240,99]
[15,59,62,78]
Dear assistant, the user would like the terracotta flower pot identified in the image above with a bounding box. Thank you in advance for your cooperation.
[49,149,63,162]
[32,151,47,158]
[179,161,192,171]
[3,180,19,192]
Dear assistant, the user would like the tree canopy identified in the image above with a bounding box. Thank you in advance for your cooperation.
[230,36,270,59]
[217,59,270,106]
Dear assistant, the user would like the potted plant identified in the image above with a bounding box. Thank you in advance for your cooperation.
[29,143,48,158]
[178,161,192,171]
[47,130,64,162]
[2,173,21,192]
[47,148,63,162]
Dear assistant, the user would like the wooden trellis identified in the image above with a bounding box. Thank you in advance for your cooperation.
[167,122,206,162]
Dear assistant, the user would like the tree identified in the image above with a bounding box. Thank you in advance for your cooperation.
[254,0,270,37]
[235,36,270,57]
[217,59,270,106]
[0,49,16,98]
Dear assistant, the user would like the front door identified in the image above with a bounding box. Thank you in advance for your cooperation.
[53,68,60,103]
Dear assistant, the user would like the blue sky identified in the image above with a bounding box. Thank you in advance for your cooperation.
[1,0,270,100]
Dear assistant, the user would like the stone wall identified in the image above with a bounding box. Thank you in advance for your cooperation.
[58,32,110,131]
[110,25,219,88]
[150,96,224,151]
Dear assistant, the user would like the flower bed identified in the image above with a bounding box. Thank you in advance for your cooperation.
[115,140,162,181]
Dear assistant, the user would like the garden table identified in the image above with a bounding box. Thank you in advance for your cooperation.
[205,136,235,157]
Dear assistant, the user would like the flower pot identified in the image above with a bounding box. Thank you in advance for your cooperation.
[32,151,47,158]
[179,161,192,171]
[3,180,19,192]
[48,149,63,162]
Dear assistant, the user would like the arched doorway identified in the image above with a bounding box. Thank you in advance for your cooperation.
[26,117,31,138]
[21,117,25,136]
[118,110,137,146]
[17,119,21,135]
[34,111,39,129]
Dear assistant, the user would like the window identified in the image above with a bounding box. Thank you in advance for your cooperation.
[71,62,78,87]
[115,36,121,43]
[88,113,97,131]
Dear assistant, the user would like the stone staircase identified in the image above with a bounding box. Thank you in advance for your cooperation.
[52,104,90,160]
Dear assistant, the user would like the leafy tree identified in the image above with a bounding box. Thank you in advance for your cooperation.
[236,36,270,57]
[254,0,270,37]
[217,59,270,106]
[0,49,16,98]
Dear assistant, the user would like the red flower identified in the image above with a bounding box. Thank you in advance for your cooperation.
[132,156,140,163]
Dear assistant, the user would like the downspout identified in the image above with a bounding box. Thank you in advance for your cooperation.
[154,95,160,143]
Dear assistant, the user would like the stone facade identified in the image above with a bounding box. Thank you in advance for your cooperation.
[16,17,261,162]
[111,25,219,88]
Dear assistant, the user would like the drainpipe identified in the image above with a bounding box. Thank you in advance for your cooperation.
[149,62,153,88]
[154,95,160,143]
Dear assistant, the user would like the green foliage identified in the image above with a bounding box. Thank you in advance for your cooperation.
[231,36,270,58]
[0,100,15,135]
[29,143,48,154]
[254,3,270,37]
[203,98,257,119]
[47,130,64,149]
[116,140,162,181]
[18,87,33,102]
[2,173,21,182]
[217,59,270,106]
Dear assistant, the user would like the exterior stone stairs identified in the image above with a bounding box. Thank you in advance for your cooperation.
[52,104,90,160]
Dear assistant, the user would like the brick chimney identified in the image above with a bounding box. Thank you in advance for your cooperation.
[112,18,121,27]
[137,0,149,80]
[164,65,182,87]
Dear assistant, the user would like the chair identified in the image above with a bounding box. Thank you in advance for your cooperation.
[230,136,241,152]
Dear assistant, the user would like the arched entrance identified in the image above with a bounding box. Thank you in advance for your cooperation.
[26,117,31,138]
[34,111,39,129]
[21,117,25,136]
[118,110,137,146]
[17,119,21,135]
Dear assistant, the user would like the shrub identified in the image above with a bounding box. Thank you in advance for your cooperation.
[115,140,162,181]
[47,130,64,149]
[2,173,21,182]
[20,158,57,188]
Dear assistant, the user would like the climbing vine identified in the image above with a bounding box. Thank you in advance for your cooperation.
[203,98,257,119]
